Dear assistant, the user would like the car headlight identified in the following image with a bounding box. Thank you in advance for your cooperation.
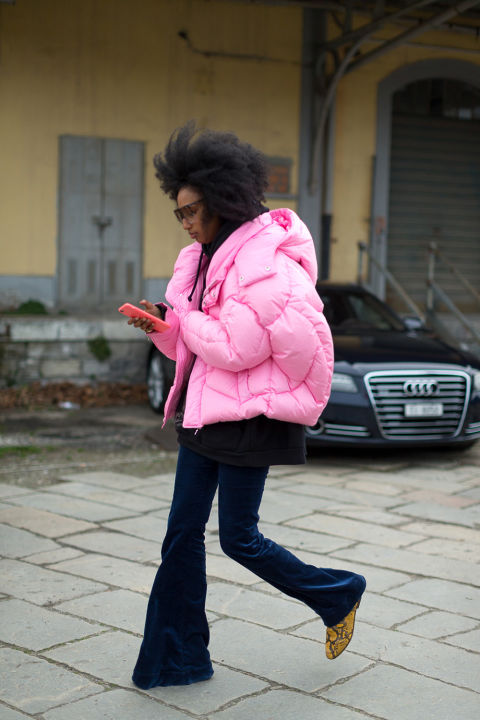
[473,372,480,392]
[331,373,358,393]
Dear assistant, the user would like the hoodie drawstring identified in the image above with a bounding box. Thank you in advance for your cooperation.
[188,247,205,303]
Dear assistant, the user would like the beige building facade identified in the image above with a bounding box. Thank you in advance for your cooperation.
[0,0,479,314]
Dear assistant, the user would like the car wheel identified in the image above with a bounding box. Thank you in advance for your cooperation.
[147,350,168,414]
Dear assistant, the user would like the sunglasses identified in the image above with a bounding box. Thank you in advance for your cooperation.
[174,199,204,223]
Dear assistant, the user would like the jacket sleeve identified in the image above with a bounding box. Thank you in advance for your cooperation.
[147,307,181,361]
[181,298,272,371]
[268,300,331,383]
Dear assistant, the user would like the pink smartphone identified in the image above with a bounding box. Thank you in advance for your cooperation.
[118,303,170,333]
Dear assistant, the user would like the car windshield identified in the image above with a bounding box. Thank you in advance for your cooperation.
[320,290,406,333]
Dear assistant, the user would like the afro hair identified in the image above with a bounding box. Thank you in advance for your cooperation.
[153,121,269,223]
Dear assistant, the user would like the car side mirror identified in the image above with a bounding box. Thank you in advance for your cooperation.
[402,316,425,331]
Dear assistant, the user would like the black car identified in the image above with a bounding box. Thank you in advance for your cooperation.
[146,283,480,448]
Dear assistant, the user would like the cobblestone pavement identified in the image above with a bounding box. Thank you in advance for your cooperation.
[1,410,479,719]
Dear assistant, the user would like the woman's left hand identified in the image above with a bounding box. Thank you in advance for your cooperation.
[127,299,160,333]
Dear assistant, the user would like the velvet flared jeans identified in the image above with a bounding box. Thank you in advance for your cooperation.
[132,446,366,689]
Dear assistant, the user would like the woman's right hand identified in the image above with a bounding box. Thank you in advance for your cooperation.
[128,299,161,333]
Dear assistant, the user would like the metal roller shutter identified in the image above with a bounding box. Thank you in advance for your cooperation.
[387,114,480,313]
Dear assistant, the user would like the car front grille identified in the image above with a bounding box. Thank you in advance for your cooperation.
[305,420,370,439]
[324,422,370,438]
[364,370,470,440]
[465,420,480,437]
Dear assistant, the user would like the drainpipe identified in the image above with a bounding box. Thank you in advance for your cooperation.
[320,100,336,280]
[297,9,325,268]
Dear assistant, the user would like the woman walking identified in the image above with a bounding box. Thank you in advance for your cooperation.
[127,122,366,688]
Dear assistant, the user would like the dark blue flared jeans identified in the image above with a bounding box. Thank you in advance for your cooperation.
[132,446,366,688]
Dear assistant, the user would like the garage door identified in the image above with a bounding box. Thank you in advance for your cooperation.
[387,113,480,312]
[58,135,144,310]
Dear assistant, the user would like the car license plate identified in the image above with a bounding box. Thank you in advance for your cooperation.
[404,403,443,418]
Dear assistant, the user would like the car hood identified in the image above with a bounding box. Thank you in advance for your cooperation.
[332,330,471,366]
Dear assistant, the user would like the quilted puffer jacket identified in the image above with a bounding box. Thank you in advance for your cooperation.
[149,208,334,429]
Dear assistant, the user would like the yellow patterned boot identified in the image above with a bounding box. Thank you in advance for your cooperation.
[325,600,360,660]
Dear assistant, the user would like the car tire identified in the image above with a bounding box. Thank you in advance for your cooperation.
[147,349,170,414]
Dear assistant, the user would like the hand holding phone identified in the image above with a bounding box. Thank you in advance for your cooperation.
[118,302,170,333]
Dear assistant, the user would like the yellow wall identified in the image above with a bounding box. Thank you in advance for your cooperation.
[0,0,301,281]
[330,28,480,282]
[2,0,479,290]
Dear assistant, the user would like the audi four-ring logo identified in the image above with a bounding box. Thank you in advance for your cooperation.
[403,380,439,396]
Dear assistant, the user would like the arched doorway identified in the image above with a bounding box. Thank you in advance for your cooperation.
[371,60,480,312]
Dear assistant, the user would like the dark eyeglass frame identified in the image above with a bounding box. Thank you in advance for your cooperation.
[174,198,204,223]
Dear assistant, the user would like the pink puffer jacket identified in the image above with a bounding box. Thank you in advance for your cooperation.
[149,208,334,428]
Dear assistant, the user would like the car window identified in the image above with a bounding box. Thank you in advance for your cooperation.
[321,291,405,332]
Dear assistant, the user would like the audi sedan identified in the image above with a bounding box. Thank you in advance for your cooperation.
[146,283,480,449]
[306,283,480,448]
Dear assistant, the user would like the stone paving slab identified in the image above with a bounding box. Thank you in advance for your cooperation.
[133,477,176,501]
[460,486,480,500]
[396,610,478,639]
[0,706,32,719]
[133,485,176,502]
[205,553,260,585]
[283,482,400,508]
[344,590,423,629]
[443,627,480,653]
[213,688,370,720]
[44,481,169,512]
[391,501,480,527]
[332,542,480,586]
[0,523,59,558]
[283,548,412,593]
[0,505,97,537]
[406,536,480,563]
[254,488,339,523]
[385,578,480,618]
[400,488,477,508]
[0,558,108,605]
[399,520,480,543]
[325,507,407,526]
[145,663,269,716]
[320,663,480,720]
[25,547,85,565]
[294,466,360,478]
[286,513,425,548]
[395,465,480,483]
[102,514,168,543]
[60,470,149,490]
[351,622,480,693]
[343,478,405,496]
[43,630,141,687]
[140,472,176,482]
[205,526,352,559]
[0,598,106,650]
[256,520,354,555]
[61,530,163,563]
[209,618,372,692]
[0,483,33,498]
[8,492,138,523]
[0,647,103,714]
[150,505,171,520]
[48,553,157,593]
[206,581,313,629]
[346,469,470,493]
[57,589,148,634]
[42,689,192,720]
